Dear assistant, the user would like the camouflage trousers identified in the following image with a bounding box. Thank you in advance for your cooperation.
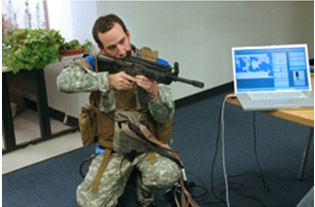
[76,151,181,207]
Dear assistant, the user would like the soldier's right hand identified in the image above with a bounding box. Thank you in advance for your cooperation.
[108,71,135,91]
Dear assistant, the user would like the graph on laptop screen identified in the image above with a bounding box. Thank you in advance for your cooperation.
[233,46,310,92]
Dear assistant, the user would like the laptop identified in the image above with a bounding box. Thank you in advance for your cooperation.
[232,44,314,111]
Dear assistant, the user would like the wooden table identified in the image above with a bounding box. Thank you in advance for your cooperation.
[226,96,314,127]
[226,73,314,180]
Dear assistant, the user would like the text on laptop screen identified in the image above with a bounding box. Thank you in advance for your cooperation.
[234,46,310,92]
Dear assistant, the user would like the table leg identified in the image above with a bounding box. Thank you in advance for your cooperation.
[298,127,313,180]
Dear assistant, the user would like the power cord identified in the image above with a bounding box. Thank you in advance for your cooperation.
[220,95,235,207]
[185,170,223,206]
[210,105,226,204]
[209,94,270,207]
[79,154,97,178]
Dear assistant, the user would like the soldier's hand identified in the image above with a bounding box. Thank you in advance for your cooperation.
[108,71,135,91]
[135,75,158,100]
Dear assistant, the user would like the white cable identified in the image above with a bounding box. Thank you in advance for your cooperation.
[63,114,68,124]
[221,95,235,207]
[181,168,188,181]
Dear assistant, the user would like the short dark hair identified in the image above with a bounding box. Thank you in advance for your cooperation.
[92,14,127,49]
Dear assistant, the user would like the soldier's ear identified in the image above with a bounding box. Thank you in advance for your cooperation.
[126,29,131,40]
[98,44,104,52]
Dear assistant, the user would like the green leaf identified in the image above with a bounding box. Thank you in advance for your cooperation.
[4,28,68,72]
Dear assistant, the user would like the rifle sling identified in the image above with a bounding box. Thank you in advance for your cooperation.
[128,123,200,207]
[91,148,112,193]
[121,122,158,165]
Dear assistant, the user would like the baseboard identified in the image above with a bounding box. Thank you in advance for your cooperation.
[175,82,233,109]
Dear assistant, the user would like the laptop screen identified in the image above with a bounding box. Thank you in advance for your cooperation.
[232,44,311,92]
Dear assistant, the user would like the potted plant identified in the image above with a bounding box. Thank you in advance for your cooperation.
[3,28,64,74]
[58,39,92,56]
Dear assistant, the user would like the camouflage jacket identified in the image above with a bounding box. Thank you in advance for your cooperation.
[56,58,175,124]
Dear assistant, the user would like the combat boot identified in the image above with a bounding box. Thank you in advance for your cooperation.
[136,185,156,207]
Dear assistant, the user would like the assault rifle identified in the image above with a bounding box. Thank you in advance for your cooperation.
[97,51,204,108]
[97,51,204,89]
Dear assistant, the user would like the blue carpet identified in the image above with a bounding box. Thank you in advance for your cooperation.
[3,92,313,207]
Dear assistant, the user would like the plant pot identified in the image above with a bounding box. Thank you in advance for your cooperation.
[58,48,84,56]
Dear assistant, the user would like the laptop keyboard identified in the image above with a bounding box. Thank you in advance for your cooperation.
[248,91,307,101]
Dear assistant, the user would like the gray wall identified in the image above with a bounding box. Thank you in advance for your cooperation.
[45,1,314,117]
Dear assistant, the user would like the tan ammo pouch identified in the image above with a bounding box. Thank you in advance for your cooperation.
[78,104,97,147]
[113,111,150,154]
[78,56,101,147]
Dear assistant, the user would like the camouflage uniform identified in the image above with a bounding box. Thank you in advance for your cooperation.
[57,58,181,207]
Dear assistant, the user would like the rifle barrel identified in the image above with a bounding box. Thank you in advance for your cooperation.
[172,76,204,88]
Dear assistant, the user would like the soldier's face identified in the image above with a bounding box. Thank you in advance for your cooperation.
[98,23,132,59]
